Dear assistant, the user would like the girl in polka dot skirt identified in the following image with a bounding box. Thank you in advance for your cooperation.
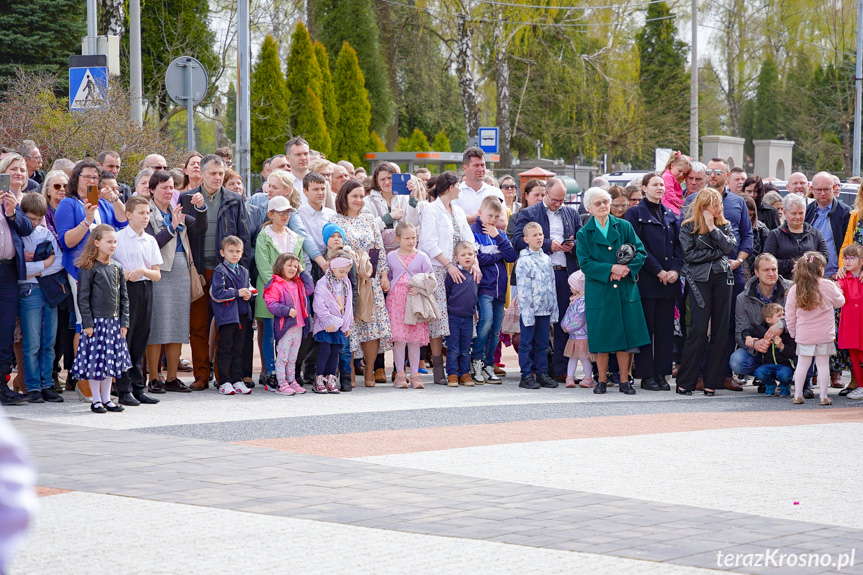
[71,224,132,413]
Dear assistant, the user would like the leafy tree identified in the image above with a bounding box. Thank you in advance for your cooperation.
[313,41,338,157]
[370,131,387,152]
[407,128,430,151]
[285,22,323,133]
[333,42,371,167]
[432,131,451,152]
[309,0,394,133]
[225,82,237,143]
[636,1,689,150]
[0,0,86,95]
[139,0,219,122]
[296,87,331,157]
[250,35,289,169]
[753,58,783,140]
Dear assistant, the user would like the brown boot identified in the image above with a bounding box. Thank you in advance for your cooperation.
[459,374,474,387]
[431,355,447,385]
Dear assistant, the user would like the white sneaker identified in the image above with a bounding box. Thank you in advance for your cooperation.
[232,381,252,395]
[848,387,863,399]
[218,383,235,395]
[482,364,502,383]
[470,359,485,384]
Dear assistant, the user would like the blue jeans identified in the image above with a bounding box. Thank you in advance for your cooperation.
[729,348,760,376]
[754,364,794,393]
[519,315,551,378]
[262,317,275,374]
[446,315,473,377]
[339,340,351,377]
[18,284,57,392]
[472,295,504,365]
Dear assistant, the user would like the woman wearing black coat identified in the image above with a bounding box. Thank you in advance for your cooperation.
[624,173,684,391]
[743,176,781,230]
[762,193,828,279]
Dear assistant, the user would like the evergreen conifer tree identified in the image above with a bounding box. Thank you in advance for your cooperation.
[333,42,372,166]
[250,35,289,169]
[296,87,332,157]
[313,41,338,157]
[285,23,323,132]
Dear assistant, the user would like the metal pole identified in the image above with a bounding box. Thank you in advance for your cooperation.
[690,0,699,160]
[853,0,863,177]
[237,0,251,195]
[86,0,98,55]
[185,59,195,151]
[129,0,143,125]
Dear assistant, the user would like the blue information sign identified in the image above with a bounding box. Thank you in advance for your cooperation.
[478,127,499,154]
[69,66,108,111]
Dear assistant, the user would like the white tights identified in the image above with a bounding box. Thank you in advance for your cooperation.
[567,355,593,383]
[393,341,421,375]
[793,355,830,399]
[89,378,113,405]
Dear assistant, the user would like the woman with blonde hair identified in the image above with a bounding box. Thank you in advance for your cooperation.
[676,189,737,396]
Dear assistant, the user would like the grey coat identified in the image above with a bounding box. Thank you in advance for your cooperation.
[734,275,792,355]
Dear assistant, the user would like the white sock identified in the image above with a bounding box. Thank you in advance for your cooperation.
[101,378,113,405]
[89,379,102,404]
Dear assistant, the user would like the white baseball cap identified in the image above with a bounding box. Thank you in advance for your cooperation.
[267,196,292,212]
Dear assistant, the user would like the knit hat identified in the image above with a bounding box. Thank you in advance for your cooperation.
[568,270,585,292]
[322,222,346,246]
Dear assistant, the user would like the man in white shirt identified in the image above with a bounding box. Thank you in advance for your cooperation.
[112,196,164,405]
[286,136,311,197]
[454,147,505,228]
[297,172,335,269]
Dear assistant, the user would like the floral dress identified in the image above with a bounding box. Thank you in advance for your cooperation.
[330,212,392,355]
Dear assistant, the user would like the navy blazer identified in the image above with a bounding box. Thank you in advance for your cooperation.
[624,199,684,300]
[805,198,850,261]
[2,206,34,279]
[512,201,581,275]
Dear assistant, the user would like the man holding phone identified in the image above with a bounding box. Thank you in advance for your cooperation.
[0,184,34,405]
[513,177,581,380]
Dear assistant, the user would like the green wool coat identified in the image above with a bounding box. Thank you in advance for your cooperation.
[575,215,651,353]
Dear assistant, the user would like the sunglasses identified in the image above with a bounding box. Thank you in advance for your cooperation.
[501,184,517,190]
[705,169,725,176]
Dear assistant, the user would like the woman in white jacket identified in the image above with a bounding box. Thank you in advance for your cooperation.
[419,171,479,385]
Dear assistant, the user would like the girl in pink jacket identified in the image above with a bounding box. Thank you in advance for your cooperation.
[660,151,691,216]
[785,252,845,405]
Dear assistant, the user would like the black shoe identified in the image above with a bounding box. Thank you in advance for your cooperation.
[245,379,255,388]
[148,379,166,394]
[640,377,662,391]
[164,378,191,393]
[758,383,766,394]
[593,381,608,394]
[104,401,124,412]
[91,402,107,413]
[536,373,558,388]
[133,391,159,404]
[41,388,64,403]
[0,389,25,406]
[258,373,268,388]
[339,375,352,392]
[208,368,215,384]
[656,376,671,391]
[704,389,716,396]
[27,390,45,403]
[803,386,815,399]
[267,373,278,390]
[619,377,636,395]
[675,385,692,395]
[839,386,857,396]
[519,375,541,389]
[118,392,141,406]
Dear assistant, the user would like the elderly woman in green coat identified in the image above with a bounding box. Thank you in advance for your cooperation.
[576,187,651,396]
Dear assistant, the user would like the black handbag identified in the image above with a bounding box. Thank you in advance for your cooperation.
[616,243,636,265]
[37,272,72,309]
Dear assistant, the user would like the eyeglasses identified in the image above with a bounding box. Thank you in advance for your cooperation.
[51,183,67,191]
[79,174,99,181]
[150,165,168,171]
[501,184,517,190]
[592,199,610,207]
[705,169,725,175]
[26,155,43,161]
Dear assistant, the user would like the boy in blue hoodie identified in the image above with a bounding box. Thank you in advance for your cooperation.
[470,196,517,383]
[211,236,255,395]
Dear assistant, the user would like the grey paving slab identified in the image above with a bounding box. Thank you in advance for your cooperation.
[15,417,863,575]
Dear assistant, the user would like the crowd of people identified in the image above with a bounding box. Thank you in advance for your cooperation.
[2,137,863,413]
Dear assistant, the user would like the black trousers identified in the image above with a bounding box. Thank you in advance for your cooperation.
[242,321,254,379]
[677,273,732,392]
[0,262,18,379]
[634,297,676,379]
[116,281,152,394]
[552,268,571,377]
[297,332,318,381]
[217,317,250,385]
[316,341,341,377]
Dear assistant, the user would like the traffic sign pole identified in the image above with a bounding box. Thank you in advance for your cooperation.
[185,60,195,151]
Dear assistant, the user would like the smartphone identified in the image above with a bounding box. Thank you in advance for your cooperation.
[392,173,411,195]
[180,194,193,215]
[0,173,9,192]
[561,238,575,246]
[87,184,100,206]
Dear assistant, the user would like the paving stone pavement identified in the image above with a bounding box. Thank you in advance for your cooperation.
[12,417,863,575]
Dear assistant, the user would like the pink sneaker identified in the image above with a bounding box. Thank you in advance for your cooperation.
[325,375,340,394]
[289,380,306,394]
[565,376,577,388]
[579,376,595,389]
[313,375,328,394]
[275,382,295,395]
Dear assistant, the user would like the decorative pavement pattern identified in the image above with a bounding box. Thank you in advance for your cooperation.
[6,350,863,575]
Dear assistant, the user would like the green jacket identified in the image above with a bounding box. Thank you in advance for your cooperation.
[575,215,651,353]
[255,225,304,319]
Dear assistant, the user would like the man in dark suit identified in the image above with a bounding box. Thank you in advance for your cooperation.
[513,177,581,380]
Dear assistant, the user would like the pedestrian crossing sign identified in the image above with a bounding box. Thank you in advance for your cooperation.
[69,66,108,111]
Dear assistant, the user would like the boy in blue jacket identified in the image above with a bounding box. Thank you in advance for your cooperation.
[211,236,255,395]
[470,196,517,383]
